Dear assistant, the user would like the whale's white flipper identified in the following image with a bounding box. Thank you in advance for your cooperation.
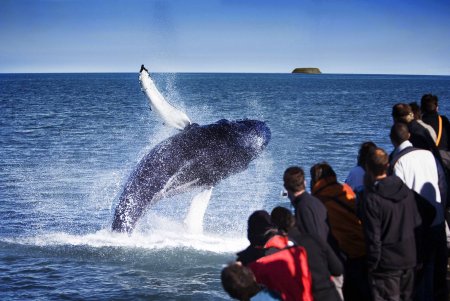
[183,187,213,235]
[139,66,191,130]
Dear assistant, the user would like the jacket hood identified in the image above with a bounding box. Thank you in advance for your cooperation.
[369,176,409,203]
[311,176,356,201]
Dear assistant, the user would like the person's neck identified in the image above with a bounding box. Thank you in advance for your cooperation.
[374,174,387,181]
[293,189,305,198]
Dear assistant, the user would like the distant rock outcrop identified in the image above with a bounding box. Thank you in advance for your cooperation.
[292,68,322,74]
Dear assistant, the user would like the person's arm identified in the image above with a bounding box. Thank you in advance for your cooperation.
[362,195,382,272]
[441,115,450,150]
[315,236,344,276]
[296,203,328,242]
[392,161,407,185]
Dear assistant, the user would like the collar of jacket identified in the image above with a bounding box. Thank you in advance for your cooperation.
[292,191,308,207]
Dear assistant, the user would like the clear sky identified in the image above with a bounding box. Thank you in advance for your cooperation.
[1,0,449,74]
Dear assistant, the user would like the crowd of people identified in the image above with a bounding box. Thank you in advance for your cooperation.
[220,94,450,301]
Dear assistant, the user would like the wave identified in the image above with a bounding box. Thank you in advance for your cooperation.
[2,216,248,254]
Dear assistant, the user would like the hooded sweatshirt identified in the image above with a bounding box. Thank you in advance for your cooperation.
[361,175,421,272]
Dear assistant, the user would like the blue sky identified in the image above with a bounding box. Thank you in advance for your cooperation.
[1,0,449,74]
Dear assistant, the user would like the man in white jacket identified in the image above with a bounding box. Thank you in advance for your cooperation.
[389,122,448,301]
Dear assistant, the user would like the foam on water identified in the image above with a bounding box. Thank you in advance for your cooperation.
[3,215,247,254]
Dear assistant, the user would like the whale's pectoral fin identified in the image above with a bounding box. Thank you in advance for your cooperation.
[139,65,191,130]
[183,187,213,235]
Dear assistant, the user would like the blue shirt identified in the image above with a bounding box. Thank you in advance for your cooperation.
[251,289,282,301]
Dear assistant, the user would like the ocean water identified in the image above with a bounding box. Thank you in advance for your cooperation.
[1,72,450,300]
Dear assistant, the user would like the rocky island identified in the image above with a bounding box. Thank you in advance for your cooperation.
[292,68,322,74]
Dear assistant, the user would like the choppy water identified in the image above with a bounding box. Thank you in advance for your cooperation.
[1,72,450,300]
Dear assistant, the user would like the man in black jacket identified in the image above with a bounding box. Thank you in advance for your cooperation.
[283,166,345,299]
[421,94,450,168]
[283,166,331,244]
[361,147,422,301]
[421,94,450,149]
[392,103,440,159]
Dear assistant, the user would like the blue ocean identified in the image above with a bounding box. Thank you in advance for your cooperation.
[1,72,450,300]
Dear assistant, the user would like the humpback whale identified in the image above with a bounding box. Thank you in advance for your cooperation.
[111,66,271,233]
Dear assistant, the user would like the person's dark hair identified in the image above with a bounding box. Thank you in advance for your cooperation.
[420,94,438,113]
[310,162,336,189]
[390,122,410,146]
[357,141,377,167]
[392,103,413,123]
[283,166,305,192]
[247,210,276,246]
[409,102,421,120]
[221,262,260,301]
[365,147,389,177]
[271,206,295,233]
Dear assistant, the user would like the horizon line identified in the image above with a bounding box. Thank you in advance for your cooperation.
[1,71,449,77]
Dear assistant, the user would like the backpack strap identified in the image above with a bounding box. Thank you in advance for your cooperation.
[264,235,290,249]
[436,115,443,146]
[388,146,420,175]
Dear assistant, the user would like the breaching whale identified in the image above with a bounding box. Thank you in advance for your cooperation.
[111,66,271,233]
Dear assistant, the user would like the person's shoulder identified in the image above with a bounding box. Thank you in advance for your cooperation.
[410,119,430,134]
[409,148,436,162]
[441,114,450,124]
[347,165,364,176]
[301,192,326,208]
[397,147,434,163]
[237,245,265,265]
[375,176,413,201]
[251,288,282,301]
[382,174,404,186]
[296,231,326,248]
[302,191,319,201]
[294,192,311,205]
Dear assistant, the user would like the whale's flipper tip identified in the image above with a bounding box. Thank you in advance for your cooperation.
[140,64,148,73]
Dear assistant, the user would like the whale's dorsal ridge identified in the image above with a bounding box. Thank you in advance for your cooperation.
[184,123,200,131]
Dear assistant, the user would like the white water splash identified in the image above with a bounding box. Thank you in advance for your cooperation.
[4,218,247,254]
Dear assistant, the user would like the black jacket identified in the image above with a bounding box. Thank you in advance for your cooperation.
[292,192,331,243]
[408,120,444,165]
[236,245,267,266]
[408,120,436,151]
[422,112,450,150]
[288,228,343,301]
[292,192,344,262]
[361,175,421,272]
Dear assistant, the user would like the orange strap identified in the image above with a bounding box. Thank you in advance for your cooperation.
[436,115,443,146]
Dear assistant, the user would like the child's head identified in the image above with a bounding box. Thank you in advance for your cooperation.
[221,262,260,301]
[271,206,295,233]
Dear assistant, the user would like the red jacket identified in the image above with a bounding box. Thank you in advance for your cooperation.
[249,236,314,301]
